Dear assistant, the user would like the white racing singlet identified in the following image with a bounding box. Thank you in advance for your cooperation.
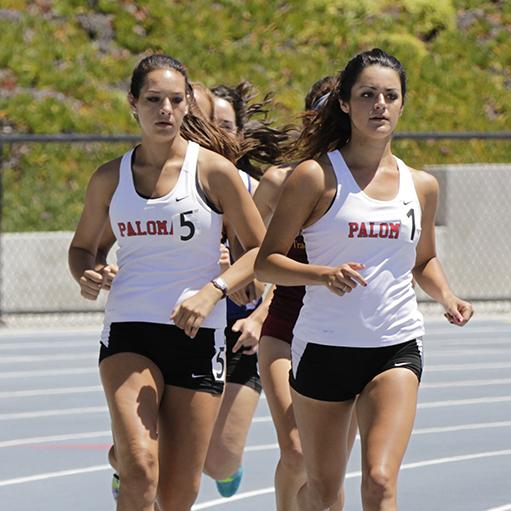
[293,149,425,348]
[101,141,226,344]
[237,168,252,194]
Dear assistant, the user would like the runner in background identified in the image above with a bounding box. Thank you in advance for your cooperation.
[202,81,290,498]
[191,82,215,122]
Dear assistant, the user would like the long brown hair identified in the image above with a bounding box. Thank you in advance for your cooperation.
[211,81,292,178]
[130,54,240,163]
[286,48,407,161]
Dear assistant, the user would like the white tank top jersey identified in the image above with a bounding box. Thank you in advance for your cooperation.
[101,142,226,344]
[293,149,425,348]
[237,168,252,193]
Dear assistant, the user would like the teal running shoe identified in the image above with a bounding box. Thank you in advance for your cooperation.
[112,473,120,501]
[215,467,243,498]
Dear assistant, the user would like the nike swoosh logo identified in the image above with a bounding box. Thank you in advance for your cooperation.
[176,195,188,202]
[403,200,413,205]
[394,362,409,367]
[191,373,207,378]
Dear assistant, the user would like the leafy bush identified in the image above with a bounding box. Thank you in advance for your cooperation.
[0,0,510,231]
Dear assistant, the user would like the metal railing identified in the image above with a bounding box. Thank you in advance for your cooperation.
[1,132,510,318]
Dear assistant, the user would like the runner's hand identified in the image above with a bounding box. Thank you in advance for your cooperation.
[443,296,474,326]
[228,284,252,306]
[171,283,222,338]
[219,244,231,272]
[324,262,367,296]
[79,270,104,300]
[101,264,118,291]
[231,316,263,355]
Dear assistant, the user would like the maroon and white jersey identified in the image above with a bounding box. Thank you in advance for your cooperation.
[102,142,225,343]
[293,149,425,348]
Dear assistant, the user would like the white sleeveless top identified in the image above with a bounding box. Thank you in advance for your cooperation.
[293,149,425,348]
[237,169,254,194]
[101,141,226,343]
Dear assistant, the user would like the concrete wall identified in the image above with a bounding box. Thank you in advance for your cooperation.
[0,232,115,313]
[1,164,509,313]
[422,164,511,301]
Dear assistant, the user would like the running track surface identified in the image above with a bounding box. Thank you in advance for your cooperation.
[0,317,510,511]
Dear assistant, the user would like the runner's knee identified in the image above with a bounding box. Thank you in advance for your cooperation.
[118,447,158,503]
[361,465,396,504]
[279,442,305,475]
[306,476,341,509]
[159,480,201,510]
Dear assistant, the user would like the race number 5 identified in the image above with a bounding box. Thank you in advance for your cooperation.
[212,345,226,382]
[180,211,196,241]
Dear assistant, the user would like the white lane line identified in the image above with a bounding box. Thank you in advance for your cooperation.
[244,421,511,452]
[5,377,510,399]
[0,328,100,339]
[0,353,96,363]
[252,416,272,423]
[2,394,510,422]
[0,431,111,448]
[421,378,511,389]
[192,448,511,509]
[426,362,511,372]
[2,419,510,450]
[425,349,511,356]
[425,326,511,336]
[413,421,511,435]
[0,341,94,350]
[0,360,508,380]
[192,487,276,509]
[399,449,511,470]
[486,505,511,511]
[3,377,504,399]
[258,397,511,417]
[0,367,97,379]
[418,396,511,409]
[0,385,102,399]
[427,338,511,346]
[7,343,505,355]
[0,406,107,421]
[0,464,110,487]
[244,443,279,452]
[0,446,510,491]
[245,421,511,452]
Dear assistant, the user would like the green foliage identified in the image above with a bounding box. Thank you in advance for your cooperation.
[2,142,133,231]
[0,0,26,7]
[1,0,510,231]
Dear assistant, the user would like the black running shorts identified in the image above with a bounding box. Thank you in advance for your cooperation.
[225,319,262,394]
[99,322,226,395]
[290,338,423,402]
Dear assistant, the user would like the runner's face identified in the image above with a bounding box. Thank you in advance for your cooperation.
[340,65,403,140]
[193,87,213,120]
[213,97,237,135]
[130,68,188,140]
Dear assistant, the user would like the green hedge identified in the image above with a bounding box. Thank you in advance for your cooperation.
[1,0,510,231]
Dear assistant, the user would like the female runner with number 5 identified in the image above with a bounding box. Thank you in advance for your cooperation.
[69,54,264,511]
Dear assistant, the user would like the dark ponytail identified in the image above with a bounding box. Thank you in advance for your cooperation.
[211,81,292,178]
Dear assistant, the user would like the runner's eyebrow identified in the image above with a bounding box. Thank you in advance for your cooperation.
[355,85,399,92]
